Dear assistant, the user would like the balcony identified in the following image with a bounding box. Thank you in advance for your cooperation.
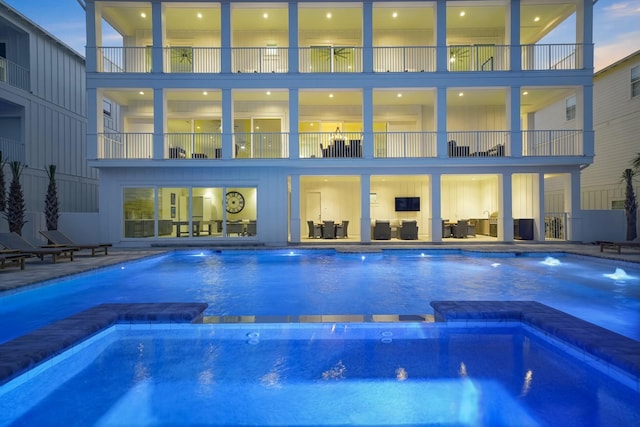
[374,132,437,158]
[0,57,30,91]
[447,45,510,72]
[0,136,24,163]
[98,133,153,159]
[446,131,511,157]
[523,130,582,156]
[167,133,222,159]
[373,47,437,73]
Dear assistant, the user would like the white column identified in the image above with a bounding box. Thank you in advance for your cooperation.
[221,2,231,74]
[290,174,301,242]
[508,0,521,71]
[577,0,594,70]
[436,87,447,157]
[533,173,545,241]
[509,86,522,157]
[362,0,373,73]
[87,88,99,159]
[564,169,583,241]
[499,173,514,241]
[151,2,164,73]
[85,1,100,72]
[580,85,594,157]
[361,174,371,242]
[289,88,299,158]
[431,173,442,241]
[288,2,298,73]
[222,88,233,159]
[435,0,447,72]
[153,88,165,159]
[363,87,373,159]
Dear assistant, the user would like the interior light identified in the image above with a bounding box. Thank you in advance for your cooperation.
[197,12,203,19]
[523,91,529,95]
[263,13,268,19]
[140,12,146,18]
[392,12,398,18]
[534,16,540,22]
[458,92,464,97]
[202,91,208,95]
[397,93,402,97]
[139,91,145,95]
[255,126,260,130]
[459,11,465,17]
[326,12,332,19]
[329,93,334,98]
[266,91,271,95]
[450,57,456,63]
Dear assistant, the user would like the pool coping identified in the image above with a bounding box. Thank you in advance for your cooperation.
[430,300,640,383]
[0,302,208,386]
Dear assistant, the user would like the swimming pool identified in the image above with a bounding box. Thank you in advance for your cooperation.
[0,250,638,343]
[1,323,638,427]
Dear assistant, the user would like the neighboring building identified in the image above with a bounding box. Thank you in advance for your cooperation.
[85,0,594,245]
[0,1,98,239]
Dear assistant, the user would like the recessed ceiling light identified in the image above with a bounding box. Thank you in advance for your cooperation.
[326,12,332,19]
[266,91,271,95]
[329,93,334,98]
[263,13,268,19]
[523,91,529,95]
[140,12,146,18]
[139,91,145,95]
[459,11,465,17]
[449,57,456,63]
[534,16,540,22]
[202,91,208,95]
[392,12,398,18]
[397,93,402,98]
[197,12,203,19]
[458,92,464,97]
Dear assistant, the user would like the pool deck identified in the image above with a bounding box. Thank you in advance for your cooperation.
[0,242,638,389]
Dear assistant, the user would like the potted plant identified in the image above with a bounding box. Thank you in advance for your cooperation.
[44,164,60,231]
[5,161,26,235]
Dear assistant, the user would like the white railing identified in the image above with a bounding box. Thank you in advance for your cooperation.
[522,44,583,70]
[97,47,150,73]
[0,137,25,163]
[544,212,567,240]
[299,47,363,73]
[234,133,289,159]
[373,47,437,72]
[299,132,363,158]
[164,47,221,73]
[447,131,510,157]
[166,133,222,159]
[447,45,510,71]
[98,133,153,159]
[0,57,30,91]
[232,47,288,73]
[373,132,437,158]
[522,130,582,156]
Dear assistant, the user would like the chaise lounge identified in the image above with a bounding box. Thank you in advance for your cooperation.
[0,250,27,270]
[0,232,77,263]
[40,230,111,256]
[598,239,640,254]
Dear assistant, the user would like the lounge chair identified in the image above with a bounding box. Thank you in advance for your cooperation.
[0,250,27,270]
[373,220,391,240]
[0,232,76,263]
[399,220,418,240]
[40,229,111,256]
[598,239,640,254]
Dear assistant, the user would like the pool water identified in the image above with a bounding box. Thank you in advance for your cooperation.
[1,323,638,427]
[0,250,638,343]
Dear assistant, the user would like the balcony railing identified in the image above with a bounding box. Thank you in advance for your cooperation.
[0,136,25,163]
[299,132,363,158]
[373,47,437,72]
[447,131,510,157]
[232,47,288,73]
[93,44,586,73]
[0,57,30,91]
[164,47,221,73]
[522,44,582,70]
[522,130,582,156]
[374,132,437,158]
[98,133,153,159]
[447,45,510,71]
[166,133,222,159]
[233,133,289,159]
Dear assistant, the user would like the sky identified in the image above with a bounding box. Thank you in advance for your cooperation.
[3,0,640,72]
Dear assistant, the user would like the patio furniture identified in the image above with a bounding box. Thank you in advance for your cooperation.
[0,232,76,263]
[373,220,391,240]
[246,220,257,236]
[399,220,418,240]
[307,220,322,238]
[599,239,640,254]
[226,221,245,236]
[452,220,468,238]
[39,230,111,256]
[335,220,349,238]
[0,250,27,270]
[322,220,336,239]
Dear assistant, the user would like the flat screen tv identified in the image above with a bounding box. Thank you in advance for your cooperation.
[395,197,420,212]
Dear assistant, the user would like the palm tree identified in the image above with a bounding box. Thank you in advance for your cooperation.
[5,161,26,235]
[0,151,6,213]
[632,152,640,173]
[45,164,60,231]
[621,168,638,241]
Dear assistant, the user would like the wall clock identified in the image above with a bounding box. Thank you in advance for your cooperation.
[225,191,245,214]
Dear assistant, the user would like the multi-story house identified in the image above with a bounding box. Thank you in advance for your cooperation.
[0,1,98,240]
[85,0,594,245]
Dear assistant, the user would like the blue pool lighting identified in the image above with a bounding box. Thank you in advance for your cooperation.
[604,268,633,281]
[491,262,501,268]
[541,256,561,266]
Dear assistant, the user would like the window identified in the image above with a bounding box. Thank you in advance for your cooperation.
[632,65,640,98]
[103,99,112,116]
[565,95,576,121]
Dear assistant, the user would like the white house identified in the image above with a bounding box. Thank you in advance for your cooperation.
[84,0,594,245]
[0,1,98,240]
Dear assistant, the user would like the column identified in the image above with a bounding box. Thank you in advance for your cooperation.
[222,88,233,159]
[508,0,521,71]
[289,88,299,158]
[151,1,164,73]
[288,2,298,73]
[361,174,371,242]
[221,1,232,74]
[85,1,100,72]
[509,86,522,157]
[435,0,447,72]
[577,0,594,70]
[362,87,373,159]
[153,88,165,159]
[580,85,594,157]
[362,0,373,73]
[290,175,301,243]
[436,87,448,158]
[87,88,99,159]
[533,173,545,241]
[499,173,514,241]
[431,173,442,241]
[564,169,583,241]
